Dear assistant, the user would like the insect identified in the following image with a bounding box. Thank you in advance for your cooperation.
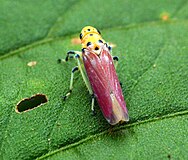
[59,26,129,125]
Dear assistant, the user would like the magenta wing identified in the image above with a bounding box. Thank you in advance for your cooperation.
[82,44,129,125]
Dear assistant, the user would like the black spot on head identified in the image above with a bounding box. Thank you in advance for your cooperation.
[90,34,93,36]
[87,42,92,46]
[80,33,83,39]
[95,47,99,50]
[97,29,101,35]
[98,39,103,43]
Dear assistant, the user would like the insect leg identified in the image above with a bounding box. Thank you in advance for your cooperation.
[112,56,123,87]
[59,51,80,100]
[63,66,79,100]
[91,94,96,115]
[57,51,75,63]
[59,50,96,113]
[105,43,118,69]
[75,51,96,114]
[113,56,119,69]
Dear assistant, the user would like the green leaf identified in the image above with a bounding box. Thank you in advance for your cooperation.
[39,113,188,160]
[0,0,188,160]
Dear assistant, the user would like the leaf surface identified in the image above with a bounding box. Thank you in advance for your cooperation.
[0,0,187,159]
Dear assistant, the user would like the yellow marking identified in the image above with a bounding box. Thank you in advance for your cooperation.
[110,93,123,124]
[80,26,115,55]
[81,26,100,40]
[110,93,129,125]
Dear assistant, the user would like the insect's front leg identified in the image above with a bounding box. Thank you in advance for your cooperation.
[58,50,96,114]
[75,52,96,115]
[58,51,81,100]
[63,66,79,100]
[57,51,75,63]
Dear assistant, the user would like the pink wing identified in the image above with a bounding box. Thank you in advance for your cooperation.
[83,44,129,125]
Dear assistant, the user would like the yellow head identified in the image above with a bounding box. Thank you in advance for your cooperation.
[80,26,105,52]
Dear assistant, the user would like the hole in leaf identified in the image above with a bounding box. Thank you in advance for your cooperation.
[16,94,48,113]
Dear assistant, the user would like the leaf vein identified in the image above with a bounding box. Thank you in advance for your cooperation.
[37,110,188,160]
[1,20,186,60]
[46,0,82,37]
